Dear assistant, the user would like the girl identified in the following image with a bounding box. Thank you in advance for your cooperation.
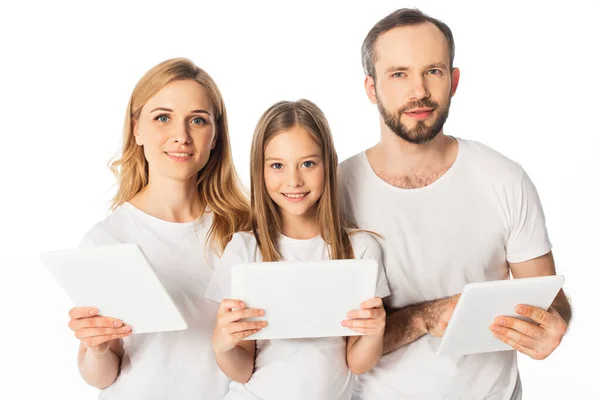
[205,99,390,400]
[66,58,250,399]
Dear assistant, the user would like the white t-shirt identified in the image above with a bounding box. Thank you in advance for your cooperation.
[205,231,391,400]
[338,138,551,400]
[79,202,229,400]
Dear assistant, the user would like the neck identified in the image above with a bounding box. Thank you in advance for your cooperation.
[129,173,202,223]
[368,122,457,175]
[280,208,320,240]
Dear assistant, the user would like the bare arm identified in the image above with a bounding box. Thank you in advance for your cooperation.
[383,295,458,355]
[345,297,386,374]
[215,340,256,383]
[78,339,123,389]
[509,251,571,326]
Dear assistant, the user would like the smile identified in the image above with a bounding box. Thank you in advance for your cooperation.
[282,192,308,199]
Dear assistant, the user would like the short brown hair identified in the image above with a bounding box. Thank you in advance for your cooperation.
[361,8,455,80]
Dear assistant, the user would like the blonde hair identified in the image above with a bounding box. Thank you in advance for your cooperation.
[250,99,355,262]
[109,58,250,254]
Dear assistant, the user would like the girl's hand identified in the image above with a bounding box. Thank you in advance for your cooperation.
[342,297,386,336]
[212,299,267,353]
[68,307,132,356]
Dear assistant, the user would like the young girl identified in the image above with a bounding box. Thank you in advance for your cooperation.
[205,99,390,400]
[66,58,250,399]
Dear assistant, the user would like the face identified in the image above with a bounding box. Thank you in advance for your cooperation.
[263,126,325,222]
[134,79,217,183]
[366,22,460,144]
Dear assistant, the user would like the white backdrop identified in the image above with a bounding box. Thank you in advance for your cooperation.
[2,0,599,398]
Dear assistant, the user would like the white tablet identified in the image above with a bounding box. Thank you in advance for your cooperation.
[40,243,188,334]
[231,259,378,340]
[437,275,565,358]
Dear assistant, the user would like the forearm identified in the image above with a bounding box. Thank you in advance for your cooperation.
[347,335,383,375]
[78,344,121,390]
[215,344,255,383]
[383,296,456,355]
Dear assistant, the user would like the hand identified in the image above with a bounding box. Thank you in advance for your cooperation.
[489,304,568,360]
[425,294,460,337]
[212,299,267,353]
[342,297,386,336]
[68,307,132,356]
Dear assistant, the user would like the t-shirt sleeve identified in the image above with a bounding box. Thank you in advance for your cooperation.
[204,233,250,303]
[353,232,391,298]
[506,170,553,263]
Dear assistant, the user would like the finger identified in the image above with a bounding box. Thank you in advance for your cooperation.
[494,317,545,341]
[84,332,132,348]
[224,308,265,324]
[346,327,369,334]
[360,297,383,309]
[515,305,555,327]
[75,325,132,339]
[347,309,378,319]
[491,332,545,360]
[230,329,262,342]
[227,320,268,334]
[218,299,246,314]
[342,319,382,329]
[69,307,99,320]
[489,324,541,352]
[69,316,124,331]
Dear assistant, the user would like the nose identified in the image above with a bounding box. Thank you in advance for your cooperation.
[409,75,430,101]
[170,121,192,145]
[285,167,304,188]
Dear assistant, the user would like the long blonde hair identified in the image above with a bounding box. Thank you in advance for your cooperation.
[250,99,355,262]
[109,58,250,254]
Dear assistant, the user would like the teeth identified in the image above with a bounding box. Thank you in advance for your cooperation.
[168,153,192,157]
[283,193,307,199]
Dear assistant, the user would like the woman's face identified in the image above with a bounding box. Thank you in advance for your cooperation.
[134,79,217,184]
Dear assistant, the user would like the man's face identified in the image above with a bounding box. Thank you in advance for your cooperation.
[367,22,459,144]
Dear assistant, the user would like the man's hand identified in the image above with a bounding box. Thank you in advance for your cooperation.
[424,294,460,337]
[489,304,568,360]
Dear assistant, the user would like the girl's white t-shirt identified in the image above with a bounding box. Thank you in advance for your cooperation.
[79,202,229,400]
[205,231,391,400]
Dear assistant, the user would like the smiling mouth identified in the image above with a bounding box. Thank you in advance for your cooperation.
[282,192,309,199]
[165,152,193,157]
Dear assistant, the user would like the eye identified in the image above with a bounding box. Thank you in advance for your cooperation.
[155,114,170,123]
[191,116,206,125]
[271,163,283,170]
[427,69,442,75]
[302,161,315,168]
[392,72,406,78]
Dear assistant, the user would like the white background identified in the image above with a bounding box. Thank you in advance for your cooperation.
[2,0,599,398]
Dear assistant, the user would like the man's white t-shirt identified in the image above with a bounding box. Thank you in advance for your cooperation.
[338,138,551,400]
[205,231,391,400]
[79,202,229,400]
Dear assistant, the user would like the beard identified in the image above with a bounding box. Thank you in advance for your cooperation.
[377,95,451,144]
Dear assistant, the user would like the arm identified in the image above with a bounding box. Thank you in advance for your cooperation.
[344,297,386,374]
[212,299,267,383]
[490,251,571,360]
[78,339,123,389]
[382,295,459,355]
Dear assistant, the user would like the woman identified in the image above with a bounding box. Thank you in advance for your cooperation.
[66,58,250,399]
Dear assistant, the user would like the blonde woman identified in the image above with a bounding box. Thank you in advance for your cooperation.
[66,58,250,399]
[205,100,390,400]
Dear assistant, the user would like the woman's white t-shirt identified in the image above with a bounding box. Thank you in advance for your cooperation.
[79,202,229,400]
[205,231,391,400]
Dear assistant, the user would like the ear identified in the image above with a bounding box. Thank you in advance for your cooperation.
[364,75,378,105]
[133,119,143,146]
[210,127,218,151]
[450,67,461,97]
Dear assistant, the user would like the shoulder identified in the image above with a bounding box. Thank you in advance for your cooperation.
[348,230,382,259]
[222,231,258,260]
[458,138,525,183]
[338,152,365,181]
[78,205,133,249]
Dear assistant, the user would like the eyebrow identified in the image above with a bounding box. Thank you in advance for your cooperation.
[265,154,322,161]
[150,107,211,115]
[385,62,449,74]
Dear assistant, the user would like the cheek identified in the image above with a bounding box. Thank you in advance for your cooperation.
[263,169,282,194]
[309,167,325,195]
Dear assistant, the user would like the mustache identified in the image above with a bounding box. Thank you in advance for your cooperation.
[399,99,439,113]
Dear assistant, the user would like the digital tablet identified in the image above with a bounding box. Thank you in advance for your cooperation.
[231,259,378,340]
[40,243,188,334]
[437,275,565,357]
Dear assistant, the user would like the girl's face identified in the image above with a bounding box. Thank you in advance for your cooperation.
[263,126,325,221]
[134,79,217,184]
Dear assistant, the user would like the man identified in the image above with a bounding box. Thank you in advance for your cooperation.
[339,8,571,400]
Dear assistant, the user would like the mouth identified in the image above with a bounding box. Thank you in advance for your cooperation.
[165,151,194,162]
[281,192,309,201]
